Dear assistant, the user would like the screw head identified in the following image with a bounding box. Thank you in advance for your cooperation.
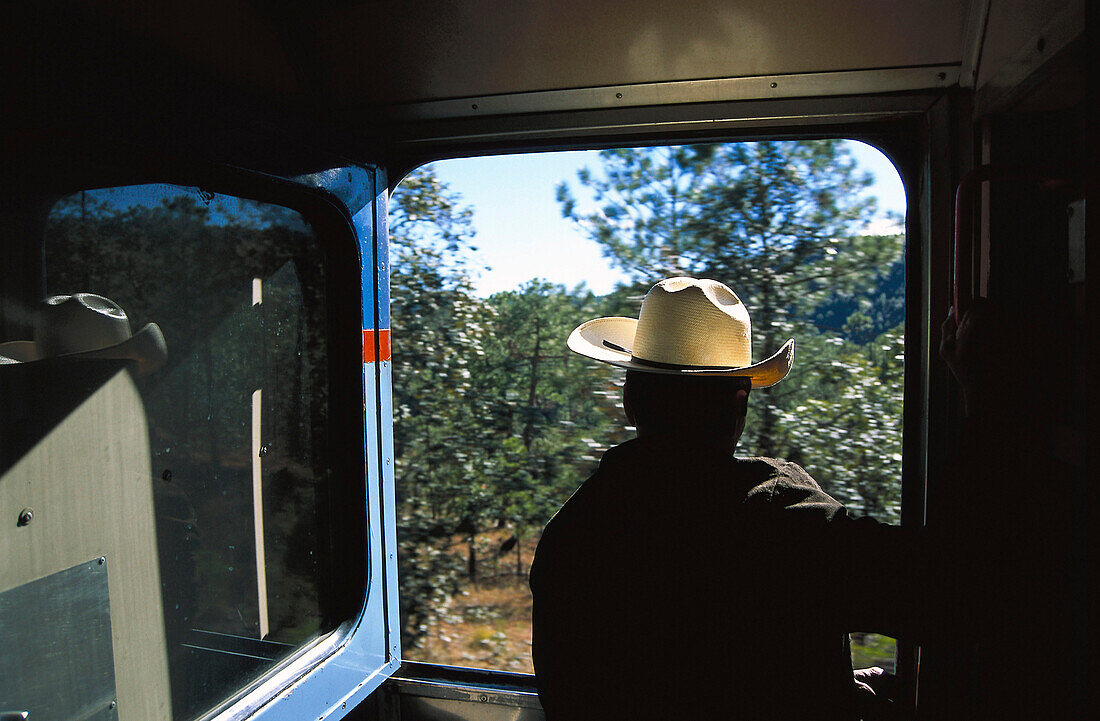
[98,556,106,565]
[17,508,34,526]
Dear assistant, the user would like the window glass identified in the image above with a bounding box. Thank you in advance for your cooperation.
[38,185,333,718]
[391,141,905,673]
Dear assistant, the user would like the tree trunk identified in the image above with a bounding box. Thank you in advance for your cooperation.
[522,316,541,451]
[467,533,478,589]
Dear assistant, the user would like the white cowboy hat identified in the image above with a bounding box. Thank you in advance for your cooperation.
[567,277,794,388]
[0,293,167,375]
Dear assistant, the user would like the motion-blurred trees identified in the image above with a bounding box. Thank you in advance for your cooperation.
[557,142,904,519]
[392,143,907,652]
[389,169,633,647]
[388,168,488,644]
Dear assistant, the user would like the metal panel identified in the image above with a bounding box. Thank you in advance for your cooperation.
[400,696,544,721]
[0,559,118,721]
[68,1,970,110]
[387,678,545,721]
[958,0,992,88]
[974,0,1084,113]
[386,66,958,122]
[0,363,171,721]
[322,0,969,106]
[379,93,937,174]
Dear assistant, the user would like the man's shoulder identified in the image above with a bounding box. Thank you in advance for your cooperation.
[739,456,845,518]
[543,443,842,534]
[738,455,822,490]
[591,440,824,494]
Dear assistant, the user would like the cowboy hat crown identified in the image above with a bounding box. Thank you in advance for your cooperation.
[567,277,794,388]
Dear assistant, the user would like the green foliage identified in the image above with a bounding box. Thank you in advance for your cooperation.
[389,169,487,644]
[389,173,632,646]
[767,325,905,522]
[850,633,898,672]
[559,142,905,516]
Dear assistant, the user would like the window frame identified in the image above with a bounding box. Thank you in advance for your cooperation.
[382,104,938,712]
[9,142,402,721]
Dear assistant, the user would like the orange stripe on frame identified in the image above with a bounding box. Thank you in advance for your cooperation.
[363,329,392,363]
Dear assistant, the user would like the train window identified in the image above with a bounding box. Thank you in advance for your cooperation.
[390,140,906,673]
[1,185,337,720]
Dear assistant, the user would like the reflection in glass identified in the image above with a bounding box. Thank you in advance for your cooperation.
[44,186,331,719]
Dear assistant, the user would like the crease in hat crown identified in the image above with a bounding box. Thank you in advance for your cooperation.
[38,293,133,357]
[0,292,168,374]
[565,276,794,387]
[632,278,753,367]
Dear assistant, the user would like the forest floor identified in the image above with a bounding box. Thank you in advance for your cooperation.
[403,529,896,674]
[405,529,540,672]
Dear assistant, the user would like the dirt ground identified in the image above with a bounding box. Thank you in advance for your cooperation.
[404,530,539,672]
[403,530,896,674]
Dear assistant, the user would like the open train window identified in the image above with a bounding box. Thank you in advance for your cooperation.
[0,184,351,721]
[389,140,907,675]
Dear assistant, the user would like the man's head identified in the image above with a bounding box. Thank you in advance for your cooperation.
[567,277,794,387]
[567,276,793,451]
[623,370,750,450]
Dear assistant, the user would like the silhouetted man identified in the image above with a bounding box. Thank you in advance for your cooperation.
[532,279,1077,720]
[530,277,897,720]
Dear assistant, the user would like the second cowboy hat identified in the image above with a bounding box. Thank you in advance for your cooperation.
[0,293,167,375]
[567,277,794,388]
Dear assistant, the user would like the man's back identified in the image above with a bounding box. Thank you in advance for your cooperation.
[530,436,858,721]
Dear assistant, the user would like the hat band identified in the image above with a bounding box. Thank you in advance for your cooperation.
[600,340,741,372]
[630,355,738,372]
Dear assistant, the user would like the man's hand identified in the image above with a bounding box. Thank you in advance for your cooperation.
[853,666,894,698]
[854,666,908,720]
[939,298,1018,418]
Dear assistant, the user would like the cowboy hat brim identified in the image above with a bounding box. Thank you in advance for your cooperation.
[567,316,794,388]
[0,323,168,375]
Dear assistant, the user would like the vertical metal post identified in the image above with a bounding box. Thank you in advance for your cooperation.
[252,277,269,639]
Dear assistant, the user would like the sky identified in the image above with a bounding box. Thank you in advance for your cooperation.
[426,140,906,297]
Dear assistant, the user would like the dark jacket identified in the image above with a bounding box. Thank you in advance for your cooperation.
[530,436,893,721]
